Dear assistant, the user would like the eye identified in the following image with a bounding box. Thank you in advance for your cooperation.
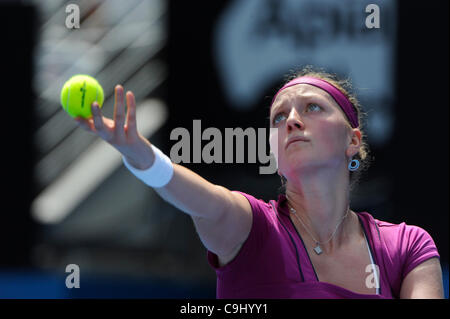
[306,103,322,112]
[272,113,286,125]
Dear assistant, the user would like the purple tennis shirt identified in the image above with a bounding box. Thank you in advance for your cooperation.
[207,192,440,299]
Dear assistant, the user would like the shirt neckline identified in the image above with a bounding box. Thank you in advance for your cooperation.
[275,194,382,296]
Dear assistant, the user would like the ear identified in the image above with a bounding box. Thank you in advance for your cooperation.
[346,128,362,158]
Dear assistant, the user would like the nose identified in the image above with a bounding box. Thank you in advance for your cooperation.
[286,108,304,132]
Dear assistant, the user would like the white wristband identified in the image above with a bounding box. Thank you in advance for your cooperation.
[122,144,174,188]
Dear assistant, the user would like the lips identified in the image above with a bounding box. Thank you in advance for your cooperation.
[285,136,309,149]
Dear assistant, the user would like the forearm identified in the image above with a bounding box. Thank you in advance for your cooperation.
[122,140,229,221]
[154,164,228,220]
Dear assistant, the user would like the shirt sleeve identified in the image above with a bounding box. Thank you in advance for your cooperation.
[206,191,271,273]
[401,225,440,280]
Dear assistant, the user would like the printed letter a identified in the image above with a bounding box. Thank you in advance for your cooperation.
[65,4,80,29]
[65,264,80,288]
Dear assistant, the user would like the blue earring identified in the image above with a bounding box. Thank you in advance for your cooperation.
[348,159,360,171]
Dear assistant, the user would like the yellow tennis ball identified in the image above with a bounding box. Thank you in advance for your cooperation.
[60,74,104,118]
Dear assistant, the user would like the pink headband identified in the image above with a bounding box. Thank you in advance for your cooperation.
[271,76,359,128]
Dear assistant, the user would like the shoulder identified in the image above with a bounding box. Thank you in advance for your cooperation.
[358,212,436,247]
[229,191,287,242]
[371,214,438,253]
[207,191,279,271]
[231,191,273,212]
[231,191,279,224]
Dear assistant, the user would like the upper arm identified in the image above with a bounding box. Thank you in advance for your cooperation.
[154,164,253,261]
[192,188,253,259]
[399,257,444,299]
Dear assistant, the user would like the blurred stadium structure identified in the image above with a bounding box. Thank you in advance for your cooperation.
[22,0,217,297]
[0,0,447,298]
[31,0,168,219]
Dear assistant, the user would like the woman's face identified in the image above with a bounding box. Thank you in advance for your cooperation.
[270,84,361,179]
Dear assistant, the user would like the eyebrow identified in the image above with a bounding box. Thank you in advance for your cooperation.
[271,93,335,115]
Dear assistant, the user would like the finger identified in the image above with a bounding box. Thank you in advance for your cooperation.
[113,85,126,138]
[91,102,110,140]
[125,91,138,137]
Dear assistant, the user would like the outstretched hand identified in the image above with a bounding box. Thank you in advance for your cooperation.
[75,84,154,169]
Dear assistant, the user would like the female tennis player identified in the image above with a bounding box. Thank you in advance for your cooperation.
[74,68,444,299]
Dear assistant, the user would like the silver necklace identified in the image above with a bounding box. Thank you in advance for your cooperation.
[289,206,349,255]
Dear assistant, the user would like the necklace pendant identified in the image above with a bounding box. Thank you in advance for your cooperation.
[314,244,323,255]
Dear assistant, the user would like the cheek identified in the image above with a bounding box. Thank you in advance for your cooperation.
[313,120,347,152]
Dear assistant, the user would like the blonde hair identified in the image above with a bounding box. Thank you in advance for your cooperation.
[276,65,373,192]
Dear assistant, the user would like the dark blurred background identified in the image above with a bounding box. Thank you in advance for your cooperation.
[0,0,447,298]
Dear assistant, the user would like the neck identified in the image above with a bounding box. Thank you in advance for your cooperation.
[285,168,353,252]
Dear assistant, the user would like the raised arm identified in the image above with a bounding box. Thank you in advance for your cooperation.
[399,258,444,299]
[75,85,252,264]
